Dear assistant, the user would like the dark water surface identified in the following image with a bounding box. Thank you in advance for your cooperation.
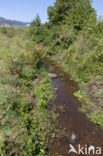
[47,61,103,156]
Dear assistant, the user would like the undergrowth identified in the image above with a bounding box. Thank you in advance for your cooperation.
[27,0,103,128]
[0,28,57,155]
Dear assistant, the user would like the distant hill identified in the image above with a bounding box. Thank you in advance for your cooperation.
[0,17,30,28]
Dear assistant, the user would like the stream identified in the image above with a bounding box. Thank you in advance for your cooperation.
[47,61,103,156]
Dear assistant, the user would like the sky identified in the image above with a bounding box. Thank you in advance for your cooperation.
[0,0,103,23]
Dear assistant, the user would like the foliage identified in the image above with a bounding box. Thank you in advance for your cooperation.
[31,14,41,27]
[0,0,103,155]
[62,27,103,83]
[35,73,54,109]
[47,0,96,29]
[0,30,56,155]
[65,0,96,30]
[74,91,85,100]
[0,27,15,38]
[88,109,103,128]
[27,0,103,129]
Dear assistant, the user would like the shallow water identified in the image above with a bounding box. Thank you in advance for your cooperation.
[47,61,103,156]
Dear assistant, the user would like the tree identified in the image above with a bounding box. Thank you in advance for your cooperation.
[48,0,78,24]
[47,6,55,23]
[66,0,97,30]
[47,0,96,29]
[31,14,41,27]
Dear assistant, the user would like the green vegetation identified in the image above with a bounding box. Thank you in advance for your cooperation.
[0,28,58,155]
[28,0,103,127]
[1,0,103,155]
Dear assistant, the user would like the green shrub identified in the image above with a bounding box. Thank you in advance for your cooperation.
[0,30,56,155]
[35,74,54,109]
[0,27,15,38]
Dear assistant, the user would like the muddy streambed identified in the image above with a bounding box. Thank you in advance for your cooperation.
[46,61,103,156]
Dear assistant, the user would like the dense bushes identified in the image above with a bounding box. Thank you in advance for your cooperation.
[46,0,103,127]
[27,0,103,127]
[9,48,45,77]
[0,30,56,155]
[0,27,15,38]
[62,27,103,84]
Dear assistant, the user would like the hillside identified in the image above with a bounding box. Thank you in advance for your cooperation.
[0,17,30,28]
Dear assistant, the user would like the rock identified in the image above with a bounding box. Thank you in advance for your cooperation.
[68,134,80,144]
[70,78,73,81]
[59,74,64,77]
[54,88,58,91]
[47,73,57,78]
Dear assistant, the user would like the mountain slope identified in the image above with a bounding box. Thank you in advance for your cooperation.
[0,17,30,28]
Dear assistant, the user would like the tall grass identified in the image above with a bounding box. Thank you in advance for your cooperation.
[0,28,56,155]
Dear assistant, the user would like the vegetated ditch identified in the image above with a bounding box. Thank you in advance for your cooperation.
[46,60,103,156]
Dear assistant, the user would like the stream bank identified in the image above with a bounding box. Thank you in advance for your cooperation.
[47,61,103,156]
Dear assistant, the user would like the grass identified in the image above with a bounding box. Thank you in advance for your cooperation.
[59,27,103,127]
[0,28,57,155]
[30,21,103,128]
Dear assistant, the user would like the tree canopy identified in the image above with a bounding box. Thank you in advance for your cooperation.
[47,0,96,29]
